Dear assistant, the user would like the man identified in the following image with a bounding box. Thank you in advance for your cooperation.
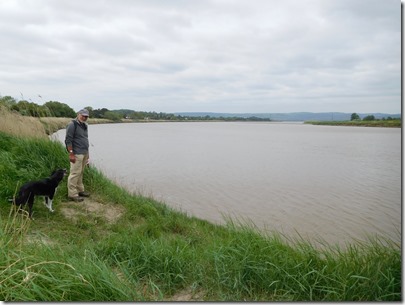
[65,108,90,202]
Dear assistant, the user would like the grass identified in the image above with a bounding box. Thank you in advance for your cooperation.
[0,105,113,138]
[305,120,401,127]
[0,106,47,138]
[0,114,401,301]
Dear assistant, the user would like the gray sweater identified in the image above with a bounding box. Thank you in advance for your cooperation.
[65,119,89,154]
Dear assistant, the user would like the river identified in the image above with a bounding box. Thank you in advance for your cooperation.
[54,122,401,246]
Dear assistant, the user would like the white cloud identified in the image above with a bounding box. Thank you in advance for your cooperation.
[0,0,400,113]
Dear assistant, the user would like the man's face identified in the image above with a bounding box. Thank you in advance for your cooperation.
[78,114,89,122]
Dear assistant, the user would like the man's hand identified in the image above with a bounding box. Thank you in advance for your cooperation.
[69,153,76,163]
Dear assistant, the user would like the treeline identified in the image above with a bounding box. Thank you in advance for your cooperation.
[88,108,270,122]
[175,114,271,122]
[0,96,76,118]
[350,113,401,121]
[0,96,271,122]
[305,112,401,127]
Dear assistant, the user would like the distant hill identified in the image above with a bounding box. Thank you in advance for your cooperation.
[175,112,401,121]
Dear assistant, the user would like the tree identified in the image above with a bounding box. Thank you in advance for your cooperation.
[44,101,76,117]
[12,100,49,117]
[92,108,110,118]
[363,115,375,121]
[0,96,17,109]
[104,111,122,121]
[351,113,360,121]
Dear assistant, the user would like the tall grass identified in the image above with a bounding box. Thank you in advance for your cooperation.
[0,132,68,200]
[0,211,140,301]
[0,106,47,138]
[0,121,401,301]
[0,106,113,138]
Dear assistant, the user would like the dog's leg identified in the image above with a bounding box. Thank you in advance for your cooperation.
[28,195,34,219]
[48,188,56,213]
[44,196,54,212]
[48,198,54,212]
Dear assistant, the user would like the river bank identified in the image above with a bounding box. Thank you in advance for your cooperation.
[305,120,401,127]
[0,110,401,301]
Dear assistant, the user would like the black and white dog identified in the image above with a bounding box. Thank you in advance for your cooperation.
[12,169,67,218]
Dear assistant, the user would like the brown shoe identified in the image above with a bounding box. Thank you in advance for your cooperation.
[79,191,90,197]
[69,196,84,202]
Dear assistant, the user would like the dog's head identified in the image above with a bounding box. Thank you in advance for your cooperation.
[51,168,68,180]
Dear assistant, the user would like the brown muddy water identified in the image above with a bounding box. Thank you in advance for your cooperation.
[54,122,401,246]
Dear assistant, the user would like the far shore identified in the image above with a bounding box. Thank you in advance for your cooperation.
[304,120,401,128]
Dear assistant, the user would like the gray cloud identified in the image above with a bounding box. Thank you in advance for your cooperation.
[0,0,400,113]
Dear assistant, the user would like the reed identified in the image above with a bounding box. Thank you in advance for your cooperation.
[0,106,114,138]
[0,107,47,138]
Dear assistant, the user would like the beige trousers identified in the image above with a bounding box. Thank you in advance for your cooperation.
[68,153,89,197]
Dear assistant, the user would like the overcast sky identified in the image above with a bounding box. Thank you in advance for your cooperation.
[0,0,401,113]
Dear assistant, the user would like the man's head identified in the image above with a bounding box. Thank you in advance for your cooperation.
[77,109,89,122]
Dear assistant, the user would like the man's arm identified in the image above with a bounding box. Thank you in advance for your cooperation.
[65,121,76,163]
